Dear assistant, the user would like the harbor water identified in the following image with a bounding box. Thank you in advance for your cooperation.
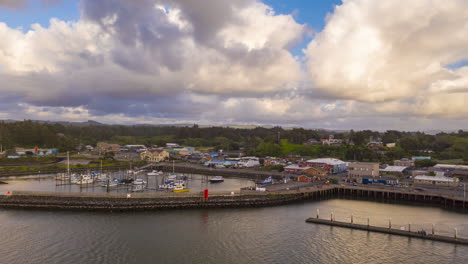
[0,173,255,194]
[0,198,467,263]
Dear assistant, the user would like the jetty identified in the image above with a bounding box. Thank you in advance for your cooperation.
[306,217,468,246]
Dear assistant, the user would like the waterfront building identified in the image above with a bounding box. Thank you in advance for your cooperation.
[380,165,408,176]
[284,164,311,174]
[347,162,379,179]
[140,149,170,162]
[414,175,459,186]
[306,158,347,174]
[432,164,468,180]
[303,167,328,179]
[394,158,415,167]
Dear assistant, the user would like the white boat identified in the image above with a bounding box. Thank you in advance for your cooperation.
[159,184,174,190]
[76,174,94,185]
[147,170,163,176]
[209,176,224,183]
[70,174,80,184]
[167,174,177,180]
[133,179,147,185]
[259,176,273,185]
[132,184,144,192]
[99,179,119,187]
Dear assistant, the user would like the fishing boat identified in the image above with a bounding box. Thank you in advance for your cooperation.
[209,176,224,183]
[159,183,174,190]
[76,174,94,185]
[259,176,273,185]
[99,179,120,187]
[147,170,163,176]
[133,178,147,185]
[173,184,189,193]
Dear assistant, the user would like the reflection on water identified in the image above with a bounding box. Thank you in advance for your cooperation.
[0,173,255,194]
[0,199,467,264]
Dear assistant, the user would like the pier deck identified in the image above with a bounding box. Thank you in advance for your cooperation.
[306,217,468,245]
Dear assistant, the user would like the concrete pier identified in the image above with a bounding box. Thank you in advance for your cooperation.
[306,218,468,245]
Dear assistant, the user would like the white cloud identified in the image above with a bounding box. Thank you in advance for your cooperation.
[305,0,468,117]
[1,0,468,130]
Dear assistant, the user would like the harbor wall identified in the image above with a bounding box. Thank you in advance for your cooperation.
[0,186,467,211]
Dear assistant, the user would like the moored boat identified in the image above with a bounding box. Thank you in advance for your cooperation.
[173,184,189,193]
[209,176,224,183]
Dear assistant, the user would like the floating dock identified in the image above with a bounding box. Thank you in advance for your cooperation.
[306,217,468,246]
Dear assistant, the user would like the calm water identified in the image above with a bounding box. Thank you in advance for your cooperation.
[0,199,467,264]
[0,173,254,194]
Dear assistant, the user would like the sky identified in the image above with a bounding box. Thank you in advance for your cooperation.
[0,0,468,131]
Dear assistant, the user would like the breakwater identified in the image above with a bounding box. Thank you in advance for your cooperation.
[0,185,467,211]
[306,218,468,245]
[0,190,313,211]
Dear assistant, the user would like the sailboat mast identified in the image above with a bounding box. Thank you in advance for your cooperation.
[67,151,70,176]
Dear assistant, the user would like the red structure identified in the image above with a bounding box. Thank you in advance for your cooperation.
[203,189,209,199]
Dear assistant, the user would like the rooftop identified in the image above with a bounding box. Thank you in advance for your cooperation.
[380,166,408,173]
[307,158,346,166]
[414,175,457,182]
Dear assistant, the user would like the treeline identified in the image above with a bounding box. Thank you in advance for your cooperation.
[0,121,468,162]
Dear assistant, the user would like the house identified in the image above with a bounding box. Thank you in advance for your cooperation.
[166,143,180,148]
[367,138,383,150]
[140,149,170,162]
[96,142,120,153]
[284,164,311,174]
[320,135,343,146]
[347,162,379,179]
[394,158,415,167]
[414,175,459,186]
[85,145,94,151]
[306,158,347,174]
[124,145,147,153]
[386,143,396,148]
[303,167,328,179]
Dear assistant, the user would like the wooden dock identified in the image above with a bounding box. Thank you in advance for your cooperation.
[306,217,468,246]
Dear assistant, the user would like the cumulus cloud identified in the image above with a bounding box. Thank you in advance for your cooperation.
[1,0,468,130]
[0,0,305,117]
[305,0,468,117]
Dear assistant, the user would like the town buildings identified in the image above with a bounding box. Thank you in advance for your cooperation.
[139,149,170,162]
